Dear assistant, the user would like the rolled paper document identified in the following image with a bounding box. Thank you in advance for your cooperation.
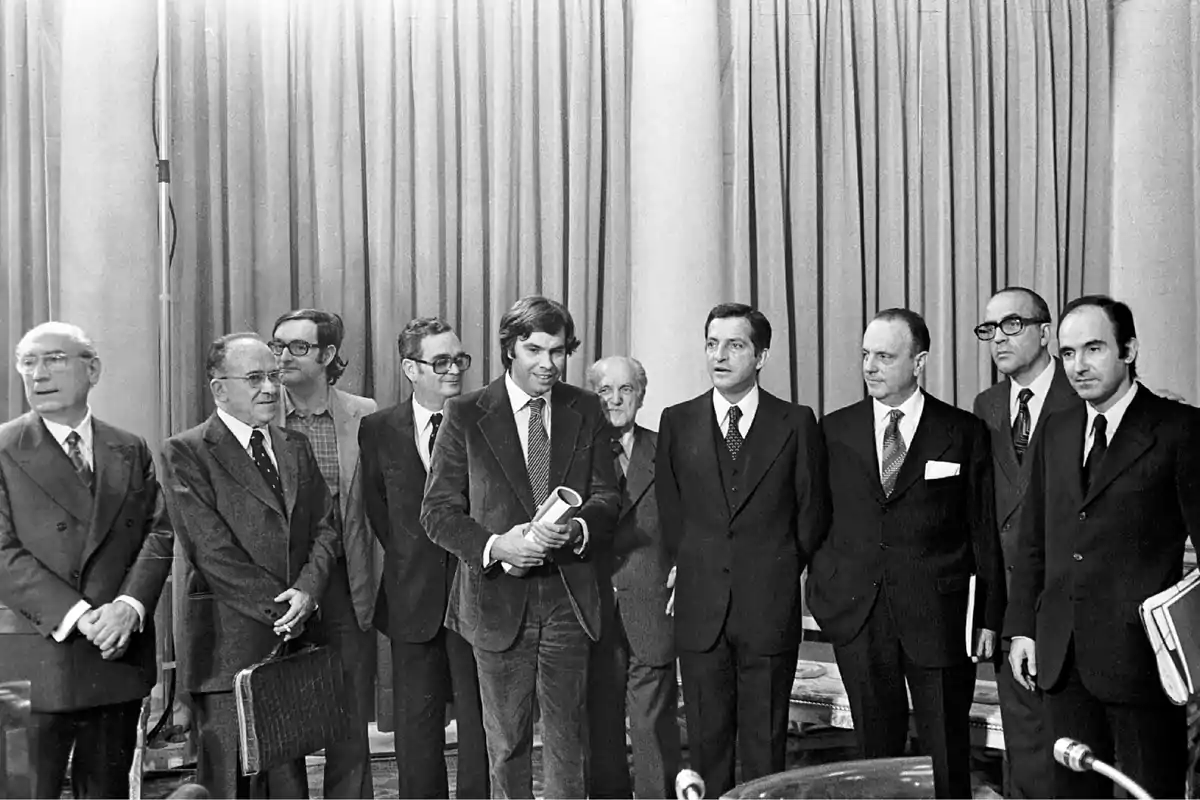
[504,486,584,576]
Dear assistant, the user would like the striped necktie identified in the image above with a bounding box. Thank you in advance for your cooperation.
[881,409,907,496]
[527,398,550,505]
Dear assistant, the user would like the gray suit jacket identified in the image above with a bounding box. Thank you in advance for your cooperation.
[281,388,380,630]
[0,413,174,712]
[162,413,341,693]
[598,426,674,667]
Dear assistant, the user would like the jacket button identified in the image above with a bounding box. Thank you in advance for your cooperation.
[56,522,67,532]
[1078,512,1087,521]
[70,570,80,580]
[873,580,880,587]
[879,542,888,550]
[125,519,134,528]
[722,567,730,574]
[1073,553,1083,562]
[1007,565,1014,572]
[1002,522,1011,532]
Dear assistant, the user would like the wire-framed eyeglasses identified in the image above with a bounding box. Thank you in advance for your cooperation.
[973,315,1049,341]
[16,352,94,375]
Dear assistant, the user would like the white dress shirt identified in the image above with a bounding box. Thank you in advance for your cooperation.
[46,410,147,641]
[217,407,278,469]
[1009,357,1057,437]
[413,397,441,472]
[712,384,760,438]
[1083,382,1139,464]
[872,389,926,479]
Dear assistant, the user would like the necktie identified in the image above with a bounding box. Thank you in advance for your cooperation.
[1012,388,1034,463]
[1084,414,1108,492]
[725,405,744,459]
[881,409,907,497]
[527,398,550,505]
[428,413,443,460]
[250,429,286,509]
[65,431,93,492]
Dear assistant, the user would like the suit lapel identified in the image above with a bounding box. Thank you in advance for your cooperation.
[887,395,952,502]
[621,427,655,519]
[478,378,537,519]
[395,401,426,476]
[683,394,729,519]
[329,389,357,510]
[272,426,300,518]
[1083,387,1156,505]
[205,415,285,518]
[988,381,1021,487]
[730,392,793,518]
[10,414,94,522]
[548,384,582,491]
[80,420,134,568]
[845,400,887,503]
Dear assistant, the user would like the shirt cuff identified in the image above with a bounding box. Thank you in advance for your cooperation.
[115,595,147,632]
[52,600,92,642]
[483,534,499,569]
[573,518,590,555]
[1011,635,1034,644]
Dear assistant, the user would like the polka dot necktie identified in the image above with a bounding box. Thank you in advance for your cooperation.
[250,429,285,509]
[725,405,744,459]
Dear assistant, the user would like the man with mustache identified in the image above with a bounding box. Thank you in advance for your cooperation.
[359,317,489,799]
[421,295,620,799]
[271,308,378,798]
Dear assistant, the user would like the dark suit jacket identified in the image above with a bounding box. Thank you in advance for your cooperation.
[0,413,174,712]
[162,413,341,693]
[596,426,673,668]
[808,394,1004,667]
[421,377,621,653]
[973,359,1079,591]
[360,400,454,643]
[656,389,828,656]
[1004,385,1200,703]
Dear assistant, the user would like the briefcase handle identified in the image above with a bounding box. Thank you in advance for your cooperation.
[267,638,320,661]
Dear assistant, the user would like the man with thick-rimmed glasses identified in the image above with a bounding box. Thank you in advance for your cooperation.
[162,333,342,798]
[359,317,489,799]
[270,308,377,799]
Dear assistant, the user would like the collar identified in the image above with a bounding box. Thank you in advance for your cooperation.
[712,384,760,423]
[42,408,94,450]
[1086,381,1139,435]
[873,388,925,428]
[619,427,636,459]
[505,371,550,414]
[216,407,272,451]
[412,396,442,433]
[282,385,331,418]
[1010,356,1056,403]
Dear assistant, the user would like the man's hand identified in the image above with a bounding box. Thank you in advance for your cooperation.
[973,628,996,661]
[76,608,100,641]
[1009,637,1038,691]
[491,523,548,568]
[273,588,316,640]
[665,565,677,616]
[85,601,141,660]
[526,519,579,550]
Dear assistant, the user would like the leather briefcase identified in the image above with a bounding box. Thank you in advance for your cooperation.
[233,642,351,775]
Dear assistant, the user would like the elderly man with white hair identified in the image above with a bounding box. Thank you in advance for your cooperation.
[585,355,681,800]
[0,321,174,799]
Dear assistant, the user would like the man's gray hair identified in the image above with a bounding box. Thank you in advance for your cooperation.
[586,355,648,401]
[16,321,97,358]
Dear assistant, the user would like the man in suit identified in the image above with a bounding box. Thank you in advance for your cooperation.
[1006,295,1200,798]
[656,303,828,797]
[807,308,1004,799]
[163,333,343,799]
[271,308,378,799]
[585,356,681,800]
[421,295,620,799]
[359,317,489,799]
[0,321,174,798]
[971,287,1076,798]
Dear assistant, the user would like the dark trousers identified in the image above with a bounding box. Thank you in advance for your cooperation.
[587,607,681,800]
[474,572,590,799]
[319,562,375,799]
[1045,647,1186,799]
[996,646,1052,798]
[190,691,308,799]
[29,699,140,799]
[392,626,490,799]
[833,593,976,799]
[677,621,797,797]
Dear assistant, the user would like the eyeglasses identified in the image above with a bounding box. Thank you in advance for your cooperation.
[973,315,1050,341]
[217,370,283,388]
[408,354,472,374]
[268,339,322,357]
[16,352,93,375]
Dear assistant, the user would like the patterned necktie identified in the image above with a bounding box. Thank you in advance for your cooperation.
[881,409,907,497]
[725,405,744,459]
[1012,388,1034,463]
[428,413,443,460]
[527,398,550,505]
[65,431,93,493]
[1084,414,1108,492]
[612,436,627,493]
[250,429,285,509]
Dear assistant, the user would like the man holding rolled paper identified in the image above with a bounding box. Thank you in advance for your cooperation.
[421,295,621,799]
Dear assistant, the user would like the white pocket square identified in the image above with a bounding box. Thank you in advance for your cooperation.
[924,460,962,480]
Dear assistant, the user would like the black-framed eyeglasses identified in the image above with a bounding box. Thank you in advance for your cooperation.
[268,339,322,357]
[408,354,472,374]
[973,315,1050,341]
[217,370,283,388]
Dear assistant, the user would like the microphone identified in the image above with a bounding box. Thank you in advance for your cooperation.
[675,768,705,800]
[1052,737,1154,799]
